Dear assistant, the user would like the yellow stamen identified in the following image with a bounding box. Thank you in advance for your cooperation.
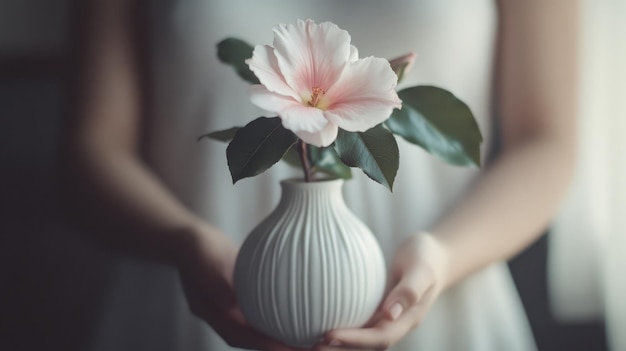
[308,86,325,107]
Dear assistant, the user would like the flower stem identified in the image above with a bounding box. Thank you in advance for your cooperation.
[298,140,313,182]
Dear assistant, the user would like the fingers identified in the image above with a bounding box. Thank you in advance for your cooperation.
[177,235,305,350]
[185,284,304,351]
[210,309,307,351]
[320,310,417,350]
[361,309,387,328]
[381,269,433,321]
[311,345,359,351]
[180,273,286,350]
[317,265,438,350]
[322,300,433,350]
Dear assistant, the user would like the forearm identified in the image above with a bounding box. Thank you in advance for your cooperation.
[432,135,575,288]
[66,0,214,263]
[429,0,580,288]
[69,144,208,262]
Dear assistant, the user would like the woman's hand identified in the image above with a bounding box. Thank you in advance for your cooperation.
[315,232,450,350]
[176,222,305,351]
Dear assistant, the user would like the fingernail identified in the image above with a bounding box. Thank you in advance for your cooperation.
[328,339,342,347]
[389,302,403,320]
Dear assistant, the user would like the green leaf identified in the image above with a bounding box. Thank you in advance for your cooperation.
[217,38,260,84]
[281,147,302,168]
[309,146,352,179]
[334,125,399,191]
[227,117,298,183]
[278,144,352,180]
[385,86,482,167]
[198,127,241,142]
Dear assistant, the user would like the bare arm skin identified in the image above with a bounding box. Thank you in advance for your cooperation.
[68,0,202,262]
[320,1,579,349]
[434,0,579,287]
[66,1,302,350]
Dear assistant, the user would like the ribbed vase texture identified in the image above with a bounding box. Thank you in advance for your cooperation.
[234,179,387,347]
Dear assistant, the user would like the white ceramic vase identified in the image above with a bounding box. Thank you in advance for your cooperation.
[234,178,387,347]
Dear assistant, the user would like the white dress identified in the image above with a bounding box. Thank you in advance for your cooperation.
[90,1,537,350]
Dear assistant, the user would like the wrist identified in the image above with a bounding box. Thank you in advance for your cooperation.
[168,217,215,266]
[171,218,238,279]
[414,231,453,290]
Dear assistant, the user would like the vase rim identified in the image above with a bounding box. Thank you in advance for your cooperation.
[280,177,344,187]
[281,177,342,183]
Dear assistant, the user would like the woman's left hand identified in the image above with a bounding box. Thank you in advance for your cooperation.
[314,232,450,350]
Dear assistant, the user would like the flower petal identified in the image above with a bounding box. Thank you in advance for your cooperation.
[280,104,329,133]
[295,121,339,147]
[272,19,352,95]
[248,85,301,114]
[349,45,359,63]
[246,45,298,100]
[324,57,402,131]
[249,85,330,140]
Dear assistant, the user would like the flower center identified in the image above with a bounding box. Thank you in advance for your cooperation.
[307,86,326,108]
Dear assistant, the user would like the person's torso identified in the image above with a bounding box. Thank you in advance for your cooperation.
[145,0,497,256]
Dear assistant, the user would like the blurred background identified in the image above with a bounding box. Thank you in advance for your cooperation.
[0,0,623,350]
[0,1,120,350]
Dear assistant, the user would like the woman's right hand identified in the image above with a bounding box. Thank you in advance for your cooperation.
[176,222,304,351]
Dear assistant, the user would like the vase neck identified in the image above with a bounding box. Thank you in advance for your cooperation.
[278,179,345,207]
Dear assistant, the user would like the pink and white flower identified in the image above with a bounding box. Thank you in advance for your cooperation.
[246,19,402,147]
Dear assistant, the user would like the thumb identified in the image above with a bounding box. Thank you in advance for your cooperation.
[382,270,433,321]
